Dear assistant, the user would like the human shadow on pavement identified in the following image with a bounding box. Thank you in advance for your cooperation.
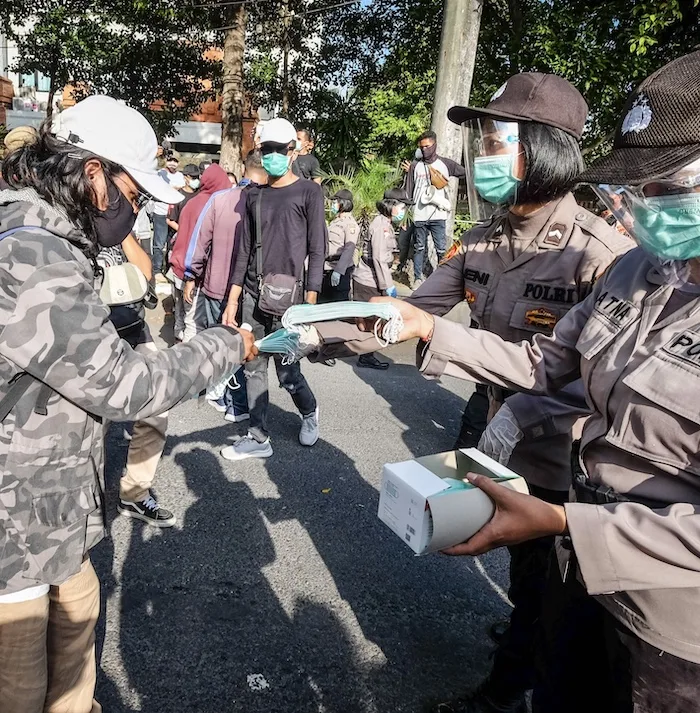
[345,346,468,459]
[258,404,510,712]
[98,446,369,713]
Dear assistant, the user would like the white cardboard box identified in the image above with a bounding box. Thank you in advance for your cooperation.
[377,448,529,555]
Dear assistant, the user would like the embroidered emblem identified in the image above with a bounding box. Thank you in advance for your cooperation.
[441,238,463,265]
[621,94,652,135]
[465,289,477,305]
[491,82,507,101]
[544,223,567,246]
[525,307,557,330]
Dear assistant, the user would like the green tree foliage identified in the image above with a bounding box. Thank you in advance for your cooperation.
[317,0,699,166]
[0,0,223,137]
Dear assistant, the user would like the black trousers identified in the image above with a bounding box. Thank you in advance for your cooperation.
[533,556,700,713]
[320,269,351,303]
[485,485,569,706]
[454,383,489,449]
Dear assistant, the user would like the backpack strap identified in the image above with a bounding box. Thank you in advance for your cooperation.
[0,226,55,422]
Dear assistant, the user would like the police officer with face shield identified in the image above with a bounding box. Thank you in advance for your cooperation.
[360,50,700,712]
[404,75,632,713]
[309,73,632,713]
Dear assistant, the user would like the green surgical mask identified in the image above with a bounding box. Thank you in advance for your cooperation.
[631,193,700,260]
[330,202,340,215]
[473,154,520,204]
[262,152,290,177]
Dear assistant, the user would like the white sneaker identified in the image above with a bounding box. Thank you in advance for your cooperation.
[412,278,424,291]
[221,435,273,461]
[299,407,319,447]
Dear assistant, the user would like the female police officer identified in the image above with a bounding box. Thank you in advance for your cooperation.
[377,51,700,712]
[0,95,253,712]
[391,74,632,713]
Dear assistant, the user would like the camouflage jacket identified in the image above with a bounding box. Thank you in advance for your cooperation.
[0,189,244,594]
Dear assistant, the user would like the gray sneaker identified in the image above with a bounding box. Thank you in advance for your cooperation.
[221,434,273,461]
[412,278,424,291]
[299,407,319,447]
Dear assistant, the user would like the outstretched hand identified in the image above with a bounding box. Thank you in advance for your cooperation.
[358,296,435,342]
[441,473,568,557]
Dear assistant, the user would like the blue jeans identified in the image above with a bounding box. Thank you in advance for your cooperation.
[413,219,447,280]
[151,214,168,275]
[197,293,248,414]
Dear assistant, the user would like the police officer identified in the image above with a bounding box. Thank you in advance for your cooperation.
[322,189,359,302]
[312,73,631,712]
[378,50,700,712]
[413,74,631,713]
[352,191,403,370]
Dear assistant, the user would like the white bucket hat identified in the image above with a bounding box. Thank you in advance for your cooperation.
[51,95,183,204]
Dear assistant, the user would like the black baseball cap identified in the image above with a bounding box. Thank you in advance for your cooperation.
[182,163,200,177]
[448,72,588,140]
[331,188,353,201]
[579,51,700,186]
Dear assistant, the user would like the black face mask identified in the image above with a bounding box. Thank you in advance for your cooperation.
[421,143,438,163]
[94,178,136,248]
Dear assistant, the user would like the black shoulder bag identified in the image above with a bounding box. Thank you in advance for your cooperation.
[255,189,304,316]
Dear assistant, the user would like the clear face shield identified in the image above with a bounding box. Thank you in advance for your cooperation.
[594,157,700,289]
[462,119,522,222]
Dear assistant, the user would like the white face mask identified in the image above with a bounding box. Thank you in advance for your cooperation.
[188,178,200,190]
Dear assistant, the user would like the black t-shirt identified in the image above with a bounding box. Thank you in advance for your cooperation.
[167,188,198,225]
[231,180,327,296]
[292,153,321,180]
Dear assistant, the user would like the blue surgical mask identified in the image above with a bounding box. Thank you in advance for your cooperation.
[262,152,290,177]
[189,178,200,190]
[392,210,406,225]
[330,202,340,215]
[631,193,700,260]
[473,154,520,204]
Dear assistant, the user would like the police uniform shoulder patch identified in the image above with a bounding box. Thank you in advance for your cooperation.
[525,307,557,329]
[465,288,477,305]
[544,223,567,246]
[441,238,464,265]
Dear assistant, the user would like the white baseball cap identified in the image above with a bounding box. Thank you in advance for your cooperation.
[50,95,183,204]
[258,117,297,146]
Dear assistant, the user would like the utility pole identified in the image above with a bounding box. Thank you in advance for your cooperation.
[281,0,291,117]
[219,3,246,177]
[431,0,484,237]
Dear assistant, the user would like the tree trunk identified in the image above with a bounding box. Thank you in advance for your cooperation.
[431,0,485,241]
[46,43,60,121]
[219,4,246,177]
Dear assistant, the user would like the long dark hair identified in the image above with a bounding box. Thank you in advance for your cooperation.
[2,119,123,259]
[516,122,584,205]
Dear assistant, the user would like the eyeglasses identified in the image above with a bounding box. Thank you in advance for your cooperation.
[135,190,153,210]
[260,143,295,156]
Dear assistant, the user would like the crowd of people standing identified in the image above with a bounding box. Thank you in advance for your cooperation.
[2,47,700,713]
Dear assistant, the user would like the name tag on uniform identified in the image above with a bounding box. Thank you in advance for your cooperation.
[523,282,577,304]
[464,267,491,286]
[663,331,700,367]
[593,291,639,329]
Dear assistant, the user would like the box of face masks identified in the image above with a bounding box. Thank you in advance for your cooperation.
[377,449,529,555]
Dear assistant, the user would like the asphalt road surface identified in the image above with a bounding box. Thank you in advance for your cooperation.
[94,299,512,713]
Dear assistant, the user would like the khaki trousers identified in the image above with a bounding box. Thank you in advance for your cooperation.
[0,559,101,713]
[119,339,169,502]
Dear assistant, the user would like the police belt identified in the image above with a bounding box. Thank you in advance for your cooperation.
[570,440,668,509]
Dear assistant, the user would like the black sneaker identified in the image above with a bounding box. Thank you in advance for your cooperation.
[118,492,176,528]
[358,354,389,370]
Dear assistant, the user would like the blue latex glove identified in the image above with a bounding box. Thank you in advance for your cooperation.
[385,285,398,298]
[331,271,341,287]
